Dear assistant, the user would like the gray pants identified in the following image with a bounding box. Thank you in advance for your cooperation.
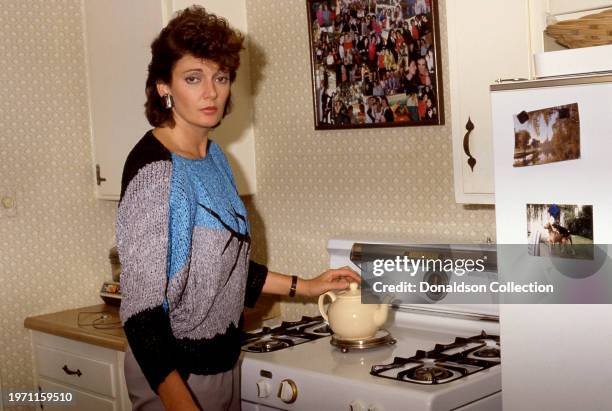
[124,347,241,411]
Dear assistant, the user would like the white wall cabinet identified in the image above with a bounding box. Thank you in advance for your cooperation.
[30,331,130,411]
[447,0,533,204]
[529,0,612,55]
[83,0,257,200]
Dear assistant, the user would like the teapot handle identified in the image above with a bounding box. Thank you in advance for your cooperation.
[317,291,336,323]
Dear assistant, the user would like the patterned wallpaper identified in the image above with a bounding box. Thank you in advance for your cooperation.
[0,0,496,404]
[244,0,496,319]
[0,0,117,405]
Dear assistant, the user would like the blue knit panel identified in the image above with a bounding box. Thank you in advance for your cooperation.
[190,142,249,235]
[166,142,248,279]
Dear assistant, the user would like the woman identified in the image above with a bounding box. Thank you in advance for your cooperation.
[322,3,331,27]
[316,3,325,26]
[425,48,434,73]
[402,59,419,95]
[116,7,359,411]
[357,102,367,124]
[418,92,429,119]
[381,96,395,123]
[416,56,432,86]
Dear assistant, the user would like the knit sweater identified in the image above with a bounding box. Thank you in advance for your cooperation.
[116,130,268,392]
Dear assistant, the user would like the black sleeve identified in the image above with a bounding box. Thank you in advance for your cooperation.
[123,307,177,393]
[244,260,269,308]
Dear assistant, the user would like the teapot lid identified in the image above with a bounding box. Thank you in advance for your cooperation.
[338,282,360,297]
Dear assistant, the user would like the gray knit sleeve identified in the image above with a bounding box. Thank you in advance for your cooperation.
[117,160,172,320]
[116,160,176,392]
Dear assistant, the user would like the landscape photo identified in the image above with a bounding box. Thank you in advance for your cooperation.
[513,103,580,167]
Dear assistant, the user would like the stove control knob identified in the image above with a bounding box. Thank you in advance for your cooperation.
[277,379,298,404]
[368,404,384,411]
[349,399,367,411]
[256,379,271,398]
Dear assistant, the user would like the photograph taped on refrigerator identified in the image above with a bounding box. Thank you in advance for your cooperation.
[513,102,580,167]
[526,203,594,260]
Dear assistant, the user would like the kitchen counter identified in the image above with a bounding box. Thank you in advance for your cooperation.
[23,296,281,353]
[24,304,127,351]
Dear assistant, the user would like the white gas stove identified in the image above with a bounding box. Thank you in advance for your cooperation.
[241,239,501,411]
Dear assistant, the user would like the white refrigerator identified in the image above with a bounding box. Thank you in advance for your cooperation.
[490,74,612,411]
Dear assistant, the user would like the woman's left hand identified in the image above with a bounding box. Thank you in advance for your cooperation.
[303,266,361,297]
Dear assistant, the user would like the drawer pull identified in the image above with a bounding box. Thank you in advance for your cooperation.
[62,365,82,377]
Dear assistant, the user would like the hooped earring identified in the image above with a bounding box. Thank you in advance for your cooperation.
[163,94,174,109]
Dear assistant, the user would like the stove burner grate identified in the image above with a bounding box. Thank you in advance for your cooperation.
[244,337,293,353]
[473,347,500,358]
[241,315,330,353]
[370,331,501,385]
[406,365,455,383]
[311,324,332,334]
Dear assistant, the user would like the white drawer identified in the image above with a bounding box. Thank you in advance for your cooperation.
[31,332,120,398]
[35,345,115,397]
[39,377,117,411]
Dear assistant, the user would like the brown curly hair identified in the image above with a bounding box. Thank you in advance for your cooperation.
[144,6,244,127]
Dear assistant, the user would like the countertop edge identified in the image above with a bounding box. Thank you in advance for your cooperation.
[24,305,127,352]
[23,297,280,353]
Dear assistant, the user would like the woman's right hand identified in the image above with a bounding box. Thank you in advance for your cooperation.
[158,370,201,411]
[303,266,361,297]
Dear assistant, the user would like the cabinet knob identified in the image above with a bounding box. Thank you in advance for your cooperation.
[96,164,107,186]
[62,365,82,377]
[462,117,477,171]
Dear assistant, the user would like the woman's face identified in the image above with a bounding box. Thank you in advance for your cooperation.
[158,54,231,131]
[408,60,417,75]
[417,58,428,75]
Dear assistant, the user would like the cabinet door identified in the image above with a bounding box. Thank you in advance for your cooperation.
[85,0,257,200]
[447,0,532,203]
[83,0,167,200]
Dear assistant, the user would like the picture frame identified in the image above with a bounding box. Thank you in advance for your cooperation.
[306,0,444,130]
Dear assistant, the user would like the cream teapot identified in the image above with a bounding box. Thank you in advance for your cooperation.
[318,282,388,340]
